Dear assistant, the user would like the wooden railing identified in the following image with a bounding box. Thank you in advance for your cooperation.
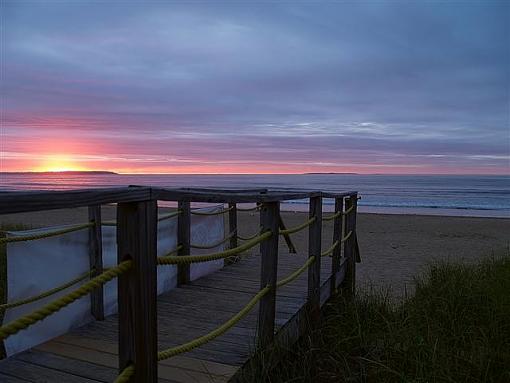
[0,186,359,382]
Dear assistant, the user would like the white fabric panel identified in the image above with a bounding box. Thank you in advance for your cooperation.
[102,215,180,316]
[190,208,225,280]
[2,205,225,357]
[4,225,92,357]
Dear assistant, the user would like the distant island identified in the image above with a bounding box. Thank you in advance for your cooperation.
[1,171,118,175]
[304,172,358,175]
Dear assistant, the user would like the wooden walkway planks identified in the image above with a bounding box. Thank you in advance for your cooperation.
[0,251,338,383]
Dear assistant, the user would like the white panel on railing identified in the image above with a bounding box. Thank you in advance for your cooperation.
[2,205,225,357]
[3,225,92,357]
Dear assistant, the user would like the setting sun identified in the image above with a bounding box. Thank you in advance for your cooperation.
[33,154,86,172]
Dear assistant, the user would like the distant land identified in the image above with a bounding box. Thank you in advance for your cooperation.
[0,171,118,175]
[304,172,358,175]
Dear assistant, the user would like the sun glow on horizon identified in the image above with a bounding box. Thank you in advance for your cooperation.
[32,154,87,172]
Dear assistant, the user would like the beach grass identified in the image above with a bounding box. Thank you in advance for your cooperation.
[240,252,510,383]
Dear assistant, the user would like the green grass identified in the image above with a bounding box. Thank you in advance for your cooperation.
[241,253,510,383]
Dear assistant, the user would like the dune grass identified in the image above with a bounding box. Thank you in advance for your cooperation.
[241,253,510,383]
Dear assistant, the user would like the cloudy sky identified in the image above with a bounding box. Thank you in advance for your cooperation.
[1,1,509,174]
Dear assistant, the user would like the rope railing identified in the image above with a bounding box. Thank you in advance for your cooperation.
[322,210,342,221]
[237,228,263,241]
[322,204,355,222]
[276,256,315,288]
[0,223,94,244]
[157,286,270,361]
[341,230,353,243]
[237,205,260,212]
[114,365,135,383]
[162,245,182,258]
[344,204,355,215]
[190,206,233,216]
[157,231,271,266]
[321,241,339,257]
[279,216,316,236]
[190,231,236,250]
[0,270,94,311]
[0,260,133,340]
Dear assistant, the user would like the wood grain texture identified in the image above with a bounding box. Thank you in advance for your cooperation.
[0,187,152,214]
[228,203,238,249]
[257,202,280,348]
[330,197,344,296]
[307,196,322,322]
[117,200,158,382]
[88,205,104,320]
[177,200,191,285]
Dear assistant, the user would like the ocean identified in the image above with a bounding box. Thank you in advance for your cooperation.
[1,173,509,218]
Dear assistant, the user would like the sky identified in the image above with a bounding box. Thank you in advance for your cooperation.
[1,0,509,174]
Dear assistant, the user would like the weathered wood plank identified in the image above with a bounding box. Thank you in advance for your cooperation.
[228,203,238,249]
[307,196,322,322]
[117,200,158,382]
[340,194,357,297]
[177,200,191,285]
[257,202,280,347]
[88,205,104,320]
[0,187,152,215]
[15,349,117,382]
[153,188,321,203]
[330,197,343,296]
[0,358,99,382]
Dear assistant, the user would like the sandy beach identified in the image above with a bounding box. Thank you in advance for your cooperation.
[1,207,508,296]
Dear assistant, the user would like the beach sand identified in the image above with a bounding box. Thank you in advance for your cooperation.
[1,207,508,296]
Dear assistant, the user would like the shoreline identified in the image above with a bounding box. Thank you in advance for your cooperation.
[1,208,508,297]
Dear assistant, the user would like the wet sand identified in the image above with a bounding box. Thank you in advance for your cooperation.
[1,207,508,296]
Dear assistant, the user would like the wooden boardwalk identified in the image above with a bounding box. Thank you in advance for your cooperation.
[0,251,343,383]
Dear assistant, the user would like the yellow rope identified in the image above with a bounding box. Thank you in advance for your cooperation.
[237,230,261,241]
[321,241,339,257]
[322,210,342,221]
[341,230,353,243]
[190,206,233,216]
[157,286,270,361]
[190,231,235,249]
[0,261,132,340]
[0,270,93,311]
[279,216,316,236]
[237,205,260,212]
[162,245,182,258]
[157,231,271,265]
[114,365,135,383]
[0,223,94,244]
[276,257,315,288]
[323,204,354,222]
[344,205,355,215]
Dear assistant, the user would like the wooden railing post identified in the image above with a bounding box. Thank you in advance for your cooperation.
[341,194,357,298]
[258,201,279,348]
[117,200,158,382]
[88,205,104,320]
[307,196,322,320]
[330,197,344,296]
[228,203,238,249]
[177,200,191,285]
